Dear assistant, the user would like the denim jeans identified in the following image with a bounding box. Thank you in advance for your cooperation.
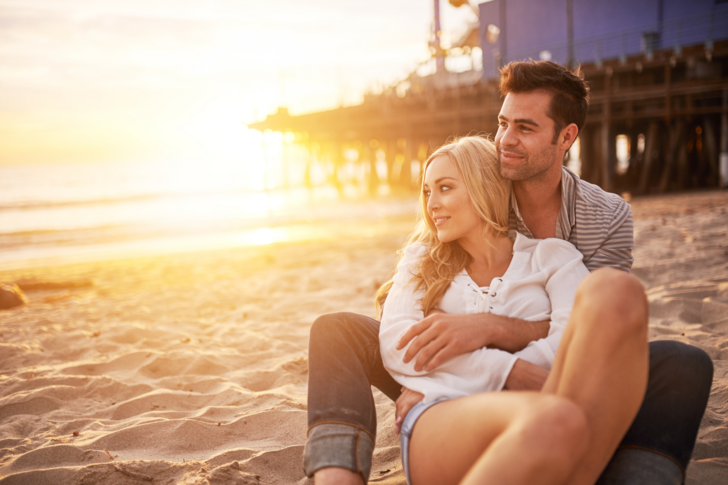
[304,312,714,483]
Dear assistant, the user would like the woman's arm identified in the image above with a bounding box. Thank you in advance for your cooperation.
[511,239,590,368]
[380,245,518,403]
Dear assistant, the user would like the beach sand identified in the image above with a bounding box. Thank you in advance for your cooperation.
[1,191,727,484]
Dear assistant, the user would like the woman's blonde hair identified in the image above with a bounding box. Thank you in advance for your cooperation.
[375,136,511,317]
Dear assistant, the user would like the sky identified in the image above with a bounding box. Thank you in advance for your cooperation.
[0,0,481,165]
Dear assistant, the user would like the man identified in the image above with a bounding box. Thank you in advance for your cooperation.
[305,61,713,485]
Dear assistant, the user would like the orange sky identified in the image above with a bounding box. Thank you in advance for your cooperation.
[0,0,481,165]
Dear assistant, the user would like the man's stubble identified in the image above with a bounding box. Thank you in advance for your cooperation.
[497,143,559,183]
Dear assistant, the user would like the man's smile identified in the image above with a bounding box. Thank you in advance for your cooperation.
[498,149,526,161]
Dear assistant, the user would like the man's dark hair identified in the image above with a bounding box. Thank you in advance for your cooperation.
[499,60,589,143]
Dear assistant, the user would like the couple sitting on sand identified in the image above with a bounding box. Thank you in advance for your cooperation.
[304,61,714,485]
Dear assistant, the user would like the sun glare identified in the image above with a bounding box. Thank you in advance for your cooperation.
[240,227,288,246]
[170,103,270,191]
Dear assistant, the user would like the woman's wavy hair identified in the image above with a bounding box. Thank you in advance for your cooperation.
[375,136,511,317]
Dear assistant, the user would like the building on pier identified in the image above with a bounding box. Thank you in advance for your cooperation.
[249,0,728,195]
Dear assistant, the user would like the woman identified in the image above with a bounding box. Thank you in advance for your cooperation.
[376,136,648,484]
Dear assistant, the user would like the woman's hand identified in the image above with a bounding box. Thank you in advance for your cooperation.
[395,387,424,434]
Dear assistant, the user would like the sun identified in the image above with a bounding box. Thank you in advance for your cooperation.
[175,103,269,191]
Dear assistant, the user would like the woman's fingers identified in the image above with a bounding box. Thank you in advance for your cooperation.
[395,388,425,432]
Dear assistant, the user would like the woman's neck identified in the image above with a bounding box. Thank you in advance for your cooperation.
[458,230,513,267]
[458,230,514,286]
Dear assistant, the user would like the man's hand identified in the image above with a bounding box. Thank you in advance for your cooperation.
[503,358,549,391]
[395,387,425,434]
[396,312,495,372]
[396,311,550,372]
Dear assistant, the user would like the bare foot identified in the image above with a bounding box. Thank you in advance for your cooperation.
[314,467,364,485]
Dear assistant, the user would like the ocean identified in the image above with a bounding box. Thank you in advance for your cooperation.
[0,160,418,269]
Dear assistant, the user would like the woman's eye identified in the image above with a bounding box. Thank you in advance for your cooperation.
[423,190,431,197]
[441,185,451,192]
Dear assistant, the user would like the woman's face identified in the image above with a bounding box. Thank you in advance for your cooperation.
[423,155,483,243]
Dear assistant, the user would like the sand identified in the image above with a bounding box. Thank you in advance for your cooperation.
[1,191,727,484]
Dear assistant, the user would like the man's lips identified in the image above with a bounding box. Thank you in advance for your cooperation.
[499,150,526,161]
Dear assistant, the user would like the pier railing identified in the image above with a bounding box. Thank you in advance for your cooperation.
[504,9,728,68]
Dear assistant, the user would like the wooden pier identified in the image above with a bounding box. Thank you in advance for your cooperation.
[249,40,728,195]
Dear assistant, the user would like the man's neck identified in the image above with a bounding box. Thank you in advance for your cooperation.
[512,164,563,239]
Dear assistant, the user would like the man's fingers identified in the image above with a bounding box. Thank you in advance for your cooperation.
[402,323,434,362]
[403,335,426,364]
[414,336,448,372]
[397,317,433,350]
[403,324,441,364]
[423,345,457,372]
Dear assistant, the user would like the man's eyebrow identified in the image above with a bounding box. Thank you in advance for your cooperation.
[498,115,540,127]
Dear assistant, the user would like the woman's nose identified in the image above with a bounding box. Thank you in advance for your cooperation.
[427,193,440,212]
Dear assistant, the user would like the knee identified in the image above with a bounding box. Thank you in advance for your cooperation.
[520,397,590,459]
[679,344,714,383]
[651,341,714,392]
[310,312,352,343]
[310,312,376,348]
[575,268,648,333]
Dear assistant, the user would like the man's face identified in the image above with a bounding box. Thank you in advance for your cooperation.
[494,90,560,182]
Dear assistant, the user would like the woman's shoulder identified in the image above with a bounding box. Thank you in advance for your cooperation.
[402,243,428,258]
[513,233,583,266]
[396,243,428,274]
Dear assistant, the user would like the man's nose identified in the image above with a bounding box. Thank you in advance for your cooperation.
[498,126,517,147]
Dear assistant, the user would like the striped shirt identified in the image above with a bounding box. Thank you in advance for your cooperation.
[508,167,634,273]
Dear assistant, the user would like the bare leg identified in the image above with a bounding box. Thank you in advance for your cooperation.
[409,393,588,485]
[542,268,649,484]
[407,268,648,485]
[314,468,364,485]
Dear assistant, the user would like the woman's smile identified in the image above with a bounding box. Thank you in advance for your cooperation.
[433,216,450,226]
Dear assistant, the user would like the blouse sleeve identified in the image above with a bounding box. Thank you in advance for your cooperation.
[512,239,590,368]
[379,244,518,403]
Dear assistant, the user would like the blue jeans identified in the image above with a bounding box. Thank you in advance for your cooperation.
[304,312,713,483]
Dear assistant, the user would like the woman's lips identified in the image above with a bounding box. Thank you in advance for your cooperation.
[434,216,450,226]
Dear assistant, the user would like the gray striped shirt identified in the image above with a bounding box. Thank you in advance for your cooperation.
[509,167,634,273]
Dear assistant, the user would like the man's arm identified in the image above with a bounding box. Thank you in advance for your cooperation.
[397,311,549,372]
[503,358,549,390]
[583,198,634,272]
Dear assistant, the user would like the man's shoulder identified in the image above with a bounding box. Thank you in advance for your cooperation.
[564,167,630,217]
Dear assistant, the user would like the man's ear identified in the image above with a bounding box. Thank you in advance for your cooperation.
[560,123,579,152]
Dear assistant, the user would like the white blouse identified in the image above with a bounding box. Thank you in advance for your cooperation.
[379,233,590,404]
